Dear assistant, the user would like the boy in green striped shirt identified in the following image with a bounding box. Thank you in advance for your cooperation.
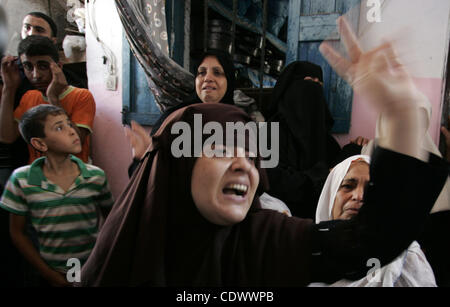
[0,105,114,287]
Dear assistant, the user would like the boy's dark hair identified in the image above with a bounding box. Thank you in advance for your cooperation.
[27,12,58,37]
[18,35,59,63]
[19,105,67,145]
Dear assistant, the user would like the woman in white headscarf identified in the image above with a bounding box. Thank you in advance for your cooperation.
[310,155,437,287]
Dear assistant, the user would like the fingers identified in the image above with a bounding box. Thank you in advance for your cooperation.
[131,121,150,141]
[382,41,403,70]
[125,122,151,159]
[50,62,64,80]
[337,17,363,63]
[319,42,351,81]
[1,56,18,71]
[442,126,450,139]
[350,136,370,146]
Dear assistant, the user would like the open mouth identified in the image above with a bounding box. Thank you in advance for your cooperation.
[223,183,248,197]
[203,86,216,91]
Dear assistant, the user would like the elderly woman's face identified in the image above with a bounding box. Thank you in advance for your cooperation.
[332,162,369,220]
[195,56,228,104]
[191,145,259,226]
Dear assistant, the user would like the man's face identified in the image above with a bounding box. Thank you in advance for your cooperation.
[21,15,54,40]
[20,54,54,93]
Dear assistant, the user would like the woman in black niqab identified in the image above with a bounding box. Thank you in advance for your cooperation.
[265,61,341,218]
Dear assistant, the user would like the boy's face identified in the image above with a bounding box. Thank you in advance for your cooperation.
[19,54,55,93]
[36,113,82,155]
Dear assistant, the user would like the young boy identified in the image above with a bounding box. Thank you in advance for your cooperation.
[0,105,113,287]
[0,35,95,164]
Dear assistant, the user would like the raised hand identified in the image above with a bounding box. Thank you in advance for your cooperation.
[350,136,370,147]
[46,62,68,106]
[1,56,22,91]
[320,17,425,160]
[124,121,151,160]
[320,17,426,113]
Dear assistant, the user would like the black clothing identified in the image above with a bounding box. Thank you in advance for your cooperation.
[419,210,450,287]
[311,149,447,283]
[265,61,341,218]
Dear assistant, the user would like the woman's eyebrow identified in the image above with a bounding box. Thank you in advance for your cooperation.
[342,178,358,184]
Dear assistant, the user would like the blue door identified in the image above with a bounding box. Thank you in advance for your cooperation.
[287,0,361,133]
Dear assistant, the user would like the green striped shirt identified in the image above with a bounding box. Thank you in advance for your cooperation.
[0,156,114,273]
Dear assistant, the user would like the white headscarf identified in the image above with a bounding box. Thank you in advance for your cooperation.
[315,155,371,223]
[311,155,437,287]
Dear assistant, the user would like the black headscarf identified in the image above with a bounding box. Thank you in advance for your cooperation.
[82,103,312,287]
[188,49,236,105]
[266,61,323,120]
[150,50,236,135]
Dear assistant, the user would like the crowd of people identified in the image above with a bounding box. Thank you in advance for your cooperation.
[0,7,449,288]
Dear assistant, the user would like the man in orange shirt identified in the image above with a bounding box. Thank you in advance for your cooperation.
[0,35,95,163]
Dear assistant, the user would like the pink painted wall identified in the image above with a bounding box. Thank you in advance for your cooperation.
[86,0,132,199]
[334,78,445,148]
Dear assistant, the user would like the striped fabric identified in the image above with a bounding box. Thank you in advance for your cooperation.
[0,156,114,273]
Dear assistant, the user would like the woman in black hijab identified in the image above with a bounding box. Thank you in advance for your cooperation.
[126,50,236,176]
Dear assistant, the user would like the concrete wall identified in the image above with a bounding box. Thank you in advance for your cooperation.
[85,0,131,199]
[0,0,67,55]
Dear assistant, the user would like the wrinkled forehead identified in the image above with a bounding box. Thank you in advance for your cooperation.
[344,160,370,178]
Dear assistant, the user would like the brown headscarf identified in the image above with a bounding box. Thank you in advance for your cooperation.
[80,103,312,287]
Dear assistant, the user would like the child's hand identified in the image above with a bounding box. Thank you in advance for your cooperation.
[46,62,68,106]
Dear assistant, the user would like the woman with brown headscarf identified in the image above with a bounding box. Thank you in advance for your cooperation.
[79,18,448,286]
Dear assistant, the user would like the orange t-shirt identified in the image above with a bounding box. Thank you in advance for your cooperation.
[14,86,96,163]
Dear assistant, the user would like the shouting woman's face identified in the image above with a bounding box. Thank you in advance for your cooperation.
[191,145,259,226]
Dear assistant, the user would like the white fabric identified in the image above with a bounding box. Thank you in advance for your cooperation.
[259,193,292,217]
[315,155,371,223]
[309,241,436,287]
[311,155,437,287]
[362,95,450,213]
